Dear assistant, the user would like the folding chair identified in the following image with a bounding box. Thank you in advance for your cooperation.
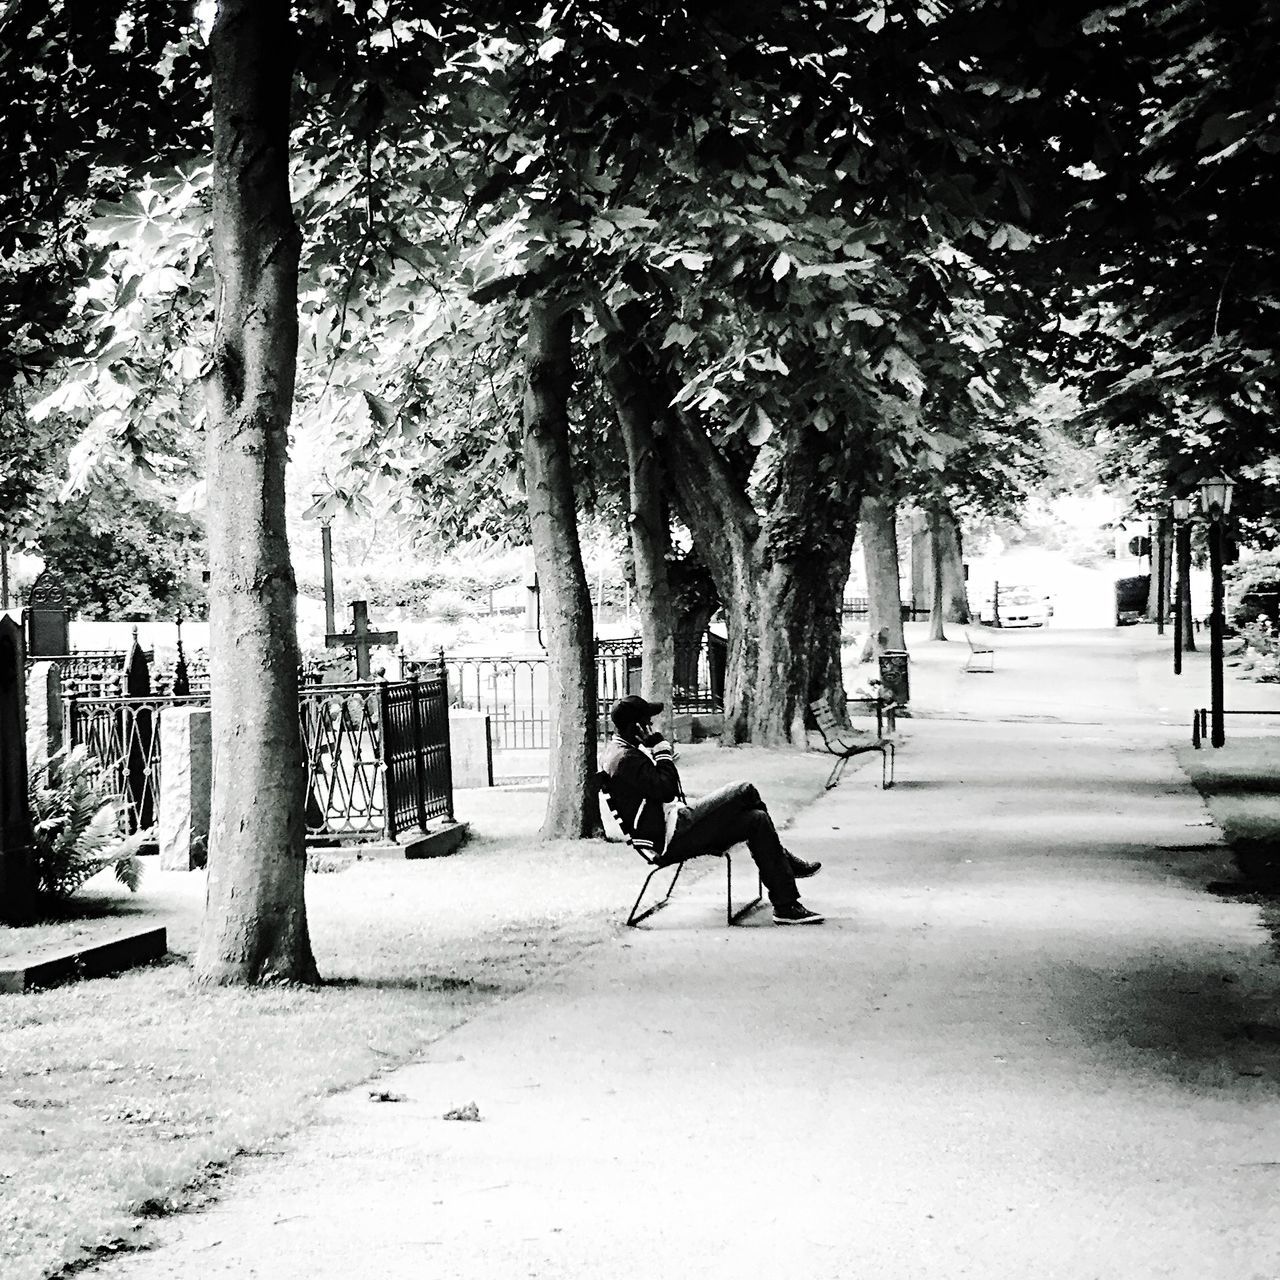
[963,628,995,673]
[595,771,763,927]
[808,699,896,791]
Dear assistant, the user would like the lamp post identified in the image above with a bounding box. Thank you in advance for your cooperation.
[312,492,336,637]
[1198,474,1235,748]
[1170,497,1192,675]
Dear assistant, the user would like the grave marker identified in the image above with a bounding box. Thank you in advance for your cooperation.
[0,616,36,923]
[24,570,69,658]
[326,600,398,681]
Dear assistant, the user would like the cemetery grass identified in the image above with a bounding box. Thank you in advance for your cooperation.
[0,744,833,1280]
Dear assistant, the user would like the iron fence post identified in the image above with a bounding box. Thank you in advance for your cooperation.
[377,680,396,842]
[438,672,455,822]
[409,675,428,832]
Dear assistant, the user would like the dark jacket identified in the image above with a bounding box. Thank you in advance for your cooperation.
[600,733,681,858]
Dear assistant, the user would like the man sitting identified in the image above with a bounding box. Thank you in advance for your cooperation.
[601,694,824,925]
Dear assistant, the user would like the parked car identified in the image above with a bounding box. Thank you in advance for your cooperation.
[993,584,1053,628]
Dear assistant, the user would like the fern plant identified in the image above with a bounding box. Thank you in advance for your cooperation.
[28,746,147,900]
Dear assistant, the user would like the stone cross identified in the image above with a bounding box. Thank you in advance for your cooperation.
[326,600,398,681]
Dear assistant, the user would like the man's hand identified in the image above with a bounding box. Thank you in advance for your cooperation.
[638,728,666,749]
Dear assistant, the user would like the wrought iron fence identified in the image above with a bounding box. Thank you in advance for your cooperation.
[298,675,453,840]
[67,693,206,834]
[437,636,724,751]
[27,650,128,698]
[66,675,452,844]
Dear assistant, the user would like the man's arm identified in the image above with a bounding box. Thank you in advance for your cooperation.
[637,731,680,802]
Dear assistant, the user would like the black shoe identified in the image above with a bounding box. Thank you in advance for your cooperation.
[789,855,821,879]
[772,901,825,925]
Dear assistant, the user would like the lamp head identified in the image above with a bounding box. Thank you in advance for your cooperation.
[1198,473,1235,519]
[1170,497,1192,522]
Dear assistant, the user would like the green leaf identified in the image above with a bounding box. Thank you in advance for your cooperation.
[748,407,774,447]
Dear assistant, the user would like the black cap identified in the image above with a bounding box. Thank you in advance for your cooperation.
[610,694,664,729]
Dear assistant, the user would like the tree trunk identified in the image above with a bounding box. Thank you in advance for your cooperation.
[598,343,674,736]
[935,505,970,623]
[1177,521,1197,652]
[195,0,317,986]
[860,495,905,656]
[523,300,596,838]
[604,331,861,746]
[652,403,760,743]
[1149,517,1174,626]
[910,509,930,616]
[928,507,947,641]
[808,531,856,725]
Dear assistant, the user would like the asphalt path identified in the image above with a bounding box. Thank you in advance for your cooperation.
[89,625,1280,1280]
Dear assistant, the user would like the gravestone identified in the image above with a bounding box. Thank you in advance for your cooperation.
[25,660,62,777]
[24,570,69,658]
[0,616,36,923]
[158,706,211,870]
[524,574,543,649]
[325,600,398,681]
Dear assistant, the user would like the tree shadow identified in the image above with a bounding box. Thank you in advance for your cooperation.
[1047,953,1280,1087]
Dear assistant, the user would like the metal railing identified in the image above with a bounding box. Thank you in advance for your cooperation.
[67,693,206,834]
[27,650,128,698]
[67,676,452,843]
[299,676,453,840]
[437,636,725,752]
[1191,707,1280,748]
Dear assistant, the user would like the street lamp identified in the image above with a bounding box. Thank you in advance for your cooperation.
[312,491,336,637]
[1198,474,1235,748]
[1170,497,1192,675]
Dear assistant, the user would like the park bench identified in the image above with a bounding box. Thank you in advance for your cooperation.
[963,628,995,674]
[595,770,763,927]
[808,699,896,791]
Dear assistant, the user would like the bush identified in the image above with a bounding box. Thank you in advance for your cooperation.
[1227,552,1280,632]
[28,747,147,900]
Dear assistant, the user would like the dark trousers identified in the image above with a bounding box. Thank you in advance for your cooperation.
[665,781,799,906]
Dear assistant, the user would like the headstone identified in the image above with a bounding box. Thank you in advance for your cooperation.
[325,600,398,681]
[0,616,36,923]
[524,574,543,649]
[448,711,493,788]
[25,660,62,776]
[24,570,69,658]
[158,706,211,870]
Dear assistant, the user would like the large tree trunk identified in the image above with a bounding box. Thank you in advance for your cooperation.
[910,509,929,616]
[860,495,905,656]
[808,530,856,725]
[927,507,947,641]
[603,331,861,746]
[935,505,970,623]
[523,300,596,838]
[1177,520,1197,652]
[598,343,674,735]
[653,404,760,743]
[195,0,317,986]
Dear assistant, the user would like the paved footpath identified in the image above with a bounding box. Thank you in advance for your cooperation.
[92,627,1280,1280]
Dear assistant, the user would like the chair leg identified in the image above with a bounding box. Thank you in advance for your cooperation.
[626,861,684,927]
[725,852,763,925]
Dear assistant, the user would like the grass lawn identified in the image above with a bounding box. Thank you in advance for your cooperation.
[1177,735,1280,880]
[0,744,832,1280]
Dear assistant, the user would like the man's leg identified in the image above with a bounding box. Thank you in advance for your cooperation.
[666,781,799,906]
